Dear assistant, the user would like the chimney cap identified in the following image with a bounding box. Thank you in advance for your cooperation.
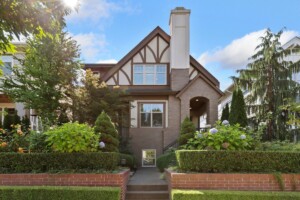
[169,7,190,25]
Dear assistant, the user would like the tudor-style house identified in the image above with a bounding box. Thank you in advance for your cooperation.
[85,7,223,167]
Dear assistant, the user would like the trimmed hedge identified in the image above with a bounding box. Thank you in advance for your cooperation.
[0,152,119,173]
[176,150,300,173]
[0,186,120,200]
[157,152,177,172]
[172,190,300,200]
[119,153,135,169]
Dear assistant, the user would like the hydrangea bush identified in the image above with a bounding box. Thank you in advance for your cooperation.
[182,121,254,150]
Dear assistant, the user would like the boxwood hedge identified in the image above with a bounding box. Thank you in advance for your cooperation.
[172,190,300,200]
[0,186,120,200]
[176,150,300,173]
[157,152,177,172]
[0,152,119,173]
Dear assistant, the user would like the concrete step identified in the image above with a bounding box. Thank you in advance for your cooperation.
[127,184,168,191]
[126,191,169,200]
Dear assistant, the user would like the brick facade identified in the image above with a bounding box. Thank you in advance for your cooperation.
[0,169,130,200]
[165,169,300,191]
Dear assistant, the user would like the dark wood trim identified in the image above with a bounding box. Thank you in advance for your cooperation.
[144,47,146,63]
[138,51,145,63]
[117,71,119,85]
[189,68,196,79]
[130,59,133,85]
[120,68,131,84]
[146,45,158,63]
[190,56,220,87]
[156,36,159,63]
[158,45,169,63]
[112,75,117,85]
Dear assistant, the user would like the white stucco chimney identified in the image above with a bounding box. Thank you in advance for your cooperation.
[169,7,190,70]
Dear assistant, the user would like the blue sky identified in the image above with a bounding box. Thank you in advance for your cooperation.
[65,0,300,90]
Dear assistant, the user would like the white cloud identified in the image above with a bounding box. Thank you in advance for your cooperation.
[67,0,136,23]
[198,29,299,70]
[71,32,107,62]
[97,59,118,64]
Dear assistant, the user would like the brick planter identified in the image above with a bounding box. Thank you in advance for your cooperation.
[0,169,130,200]
[165,169,300,191]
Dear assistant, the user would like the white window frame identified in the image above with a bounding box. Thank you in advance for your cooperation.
[133,64,167,85]
[140,103,164,128]
[142,149,156,167]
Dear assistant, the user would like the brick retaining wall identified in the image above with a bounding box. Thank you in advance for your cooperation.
[165,169,300,191]
[0,169,130,200]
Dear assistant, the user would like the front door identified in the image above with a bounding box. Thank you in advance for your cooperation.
[142,149,156,167]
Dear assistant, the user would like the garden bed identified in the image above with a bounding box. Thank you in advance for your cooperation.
[165,169,300,191]
[0,186,120,200]
[171,189,300,200]
[0,169,130,200]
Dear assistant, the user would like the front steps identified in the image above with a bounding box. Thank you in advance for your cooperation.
[126,184,169,200]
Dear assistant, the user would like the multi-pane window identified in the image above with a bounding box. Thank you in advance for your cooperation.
[133,64,167,85]
[140,103,163,127]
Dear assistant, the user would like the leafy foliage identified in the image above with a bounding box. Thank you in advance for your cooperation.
[182,121,253,151]
[172,190,300,200]
[119,153,135,169]
[45,122,99,153]
[0,27,81,125]
[232,29,300,140]
[221,103,230,121]
[0,125,28,153]
[71,69,129,126]
[3,109,20,130]
[0,0,72,53]
[229,88,247,127]
[94,112,119,152]
[257,140,300,151]
[178,117,196,146]
[157,152,177,172]
[28,131,51,153]
[0,186,120,200]
[176,150,300,173]
[0,152,119,173]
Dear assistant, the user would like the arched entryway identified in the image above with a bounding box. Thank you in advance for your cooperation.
[190,96,209,131]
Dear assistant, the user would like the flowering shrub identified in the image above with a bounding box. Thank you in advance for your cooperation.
[182,121,254,150]
[45,122,99,153]
[0,125,29,153]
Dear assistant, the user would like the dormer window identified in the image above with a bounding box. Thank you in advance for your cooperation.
[133,64,167,85]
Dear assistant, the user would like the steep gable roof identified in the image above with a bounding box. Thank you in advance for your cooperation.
[101,26,220,89]
[102,26,170,82]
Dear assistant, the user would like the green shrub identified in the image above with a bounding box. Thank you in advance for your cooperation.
[28,131,51,153]
[178,117,196,146]
[157,152,177,172]
[172,190,300,200]
[183,121,253,150]
[45,122,99,153]
[176,150,300,173]
[0,152,119,173]
[119,153,135,169]
[0,186,120,200]
[94,111,119,152]
[229,88,248,127]
[257,140,300,151]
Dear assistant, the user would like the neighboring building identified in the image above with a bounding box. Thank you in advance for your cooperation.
[85,7,223,167]
[0,42,39,130]
[218,36,300,119]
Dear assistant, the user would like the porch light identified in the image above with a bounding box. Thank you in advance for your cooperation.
[196,99,199,101]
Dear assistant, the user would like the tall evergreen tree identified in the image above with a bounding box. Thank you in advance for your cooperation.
[229,88,248,127]
[178,117,196,146]
[229,90,237,124]
[94,111,119,152]
[232,29,300,140]
[221,103,230,121]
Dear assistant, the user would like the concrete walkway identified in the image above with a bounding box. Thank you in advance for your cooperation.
[128,167,167,185]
